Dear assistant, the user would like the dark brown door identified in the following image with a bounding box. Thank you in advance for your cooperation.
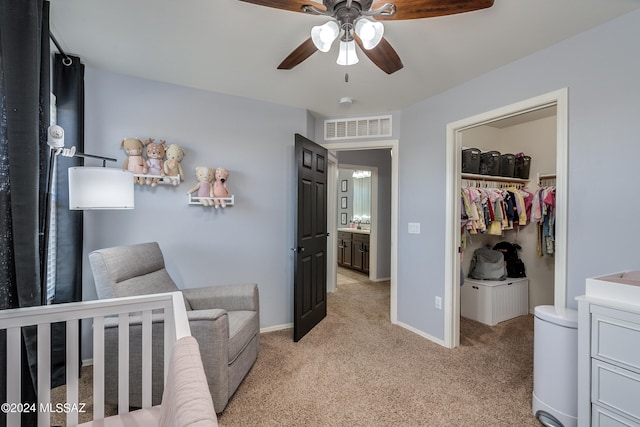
[294,134,327,342]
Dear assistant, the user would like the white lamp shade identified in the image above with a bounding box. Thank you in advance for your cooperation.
[355,18,384,50]
[337,40,359,65]
[311,21,340,52]
[68,167,135,210]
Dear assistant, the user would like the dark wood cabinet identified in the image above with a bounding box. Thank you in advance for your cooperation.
[337,231,352,268]
[338,231,369,274]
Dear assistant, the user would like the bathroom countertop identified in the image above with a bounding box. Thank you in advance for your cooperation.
[337,228,370,235]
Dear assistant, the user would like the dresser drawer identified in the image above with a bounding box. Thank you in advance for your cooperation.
[351,233,369,243]
[592,360,640,423]
[591,305,640,372]
[592,405,640,427]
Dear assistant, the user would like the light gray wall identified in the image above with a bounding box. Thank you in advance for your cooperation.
[78,8,640,357]
[80,68,309,357]
[337,149,392,279]
[396,9,640,340]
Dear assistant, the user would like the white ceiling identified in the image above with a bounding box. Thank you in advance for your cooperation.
[49,0,640,118]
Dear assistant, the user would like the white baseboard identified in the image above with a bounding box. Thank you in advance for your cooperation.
[82,359,93,367]
[260,323,293,333]
[395,320,446,347]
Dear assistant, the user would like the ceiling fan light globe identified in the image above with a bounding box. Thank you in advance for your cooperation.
[337,40,359,66]
[355,18,384,50]
[311,21,339,53]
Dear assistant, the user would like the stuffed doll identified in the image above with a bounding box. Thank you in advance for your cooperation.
[212,167,230,208]
[120,137,147,185]
[144,139,166,186]
[163,144,185,185]
[187,166,215,206]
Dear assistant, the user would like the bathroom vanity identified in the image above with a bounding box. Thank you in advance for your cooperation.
[337,228,369,274]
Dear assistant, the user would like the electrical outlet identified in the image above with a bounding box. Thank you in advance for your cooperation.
[435,296,442,309]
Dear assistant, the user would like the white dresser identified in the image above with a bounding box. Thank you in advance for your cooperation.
[461,277,529,326]
[577,272,640,427]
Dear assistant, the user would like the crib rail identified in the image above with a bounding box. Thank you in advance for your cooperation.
[0,291,190,427]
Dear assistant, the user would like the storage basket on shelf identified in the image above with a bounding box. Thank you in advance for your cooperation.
[500,153,516,178]
[515,154,531,179]
[480,151,501,176]
[462,148,481,174]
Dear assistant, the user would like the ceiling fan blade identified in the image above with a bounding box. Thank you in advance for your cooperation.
[236,0,326,14]
[372,0,494,20]
[354,35,403,75]
[278,38,318,70]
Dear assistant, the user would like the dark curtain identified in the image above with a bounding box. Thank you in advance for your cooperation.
[52,53,84,305]
[50,52,85,388]
[0,1,50,426]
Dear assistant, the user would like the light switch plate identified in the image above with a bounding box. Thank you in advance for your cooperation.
[408,222,421,234]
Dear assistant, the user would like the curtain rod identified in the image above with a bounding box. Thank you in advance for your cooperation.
[49,32,72,66]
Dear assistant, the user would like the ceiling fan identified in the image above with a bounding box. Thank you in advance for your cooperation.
[236,0,495,74]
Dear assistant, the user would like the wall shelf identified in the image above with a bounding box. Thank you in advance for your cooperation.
[188,194,234,207]
[133,173,181,186]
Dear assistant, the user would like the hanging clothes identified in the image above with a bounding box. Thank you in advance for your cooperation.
[532,185,556,257]
[460,182,532,243]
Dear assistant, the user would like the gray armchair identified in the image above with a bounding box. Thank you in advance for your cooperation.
[88,242,259,413]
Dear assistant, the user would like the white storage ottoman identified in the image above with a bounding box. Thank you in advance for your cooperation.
[461,278,529,326]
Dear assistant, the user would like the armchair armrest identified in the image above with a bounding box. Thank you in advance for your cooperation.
[102,308,228,328]
[182,283,258,312]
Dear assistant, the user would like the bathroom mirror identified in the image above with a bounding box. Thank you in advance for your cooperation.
[338,168,372,227]
[351,170,371,224]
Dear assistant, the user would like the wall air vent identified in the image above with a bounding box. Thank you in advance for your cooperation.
[324,115,392,140]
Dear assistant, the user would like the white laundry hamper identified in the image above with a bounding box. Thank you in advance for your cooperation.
[532,305,578,427]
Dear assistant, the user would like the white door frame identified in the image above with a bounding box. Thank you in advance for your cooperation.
[444,89,569,348]
[323,140,399,324]
[327,151,338,293]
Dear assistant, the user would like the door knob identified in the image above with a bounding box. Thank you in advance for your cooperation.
[291,246,305,253]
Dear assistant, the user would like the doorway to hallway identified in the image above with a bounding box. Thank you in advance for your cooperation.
[323,140,399,324]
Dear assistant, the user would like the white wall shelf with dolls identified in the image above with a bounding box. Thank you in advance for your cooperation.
[186,166,234,208]
[187,194,235,208]
[121,138,186,187]
[133,173,181,186]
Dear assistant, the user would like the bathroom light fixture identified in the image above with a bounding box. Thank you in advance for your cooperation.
[352,170,371,179]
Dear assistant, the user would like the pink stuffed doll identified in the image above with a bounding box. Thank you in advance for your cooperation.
[187,166,215,206]
[120,137,146,185]
[144,139,166,187]
[212,167,230,208]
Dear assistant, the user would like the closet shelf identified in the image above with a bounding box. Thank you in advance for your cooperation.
[537,173,556,186]
[461,173,529,184]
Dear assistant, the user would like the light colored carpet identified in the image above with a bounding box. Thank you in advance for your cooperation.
[218,272,542,427]
[52,270,542,426]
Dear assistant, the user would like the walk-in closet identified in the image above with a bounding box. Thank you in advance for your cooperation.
[460,106,557,321]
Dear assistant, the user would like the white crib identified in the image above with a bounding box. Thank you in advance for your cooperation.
[0,291,190,427]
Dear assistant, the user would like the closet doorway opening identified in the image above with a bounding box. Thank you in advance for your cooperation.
[444,89,568,348]
[323,140,398,324]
